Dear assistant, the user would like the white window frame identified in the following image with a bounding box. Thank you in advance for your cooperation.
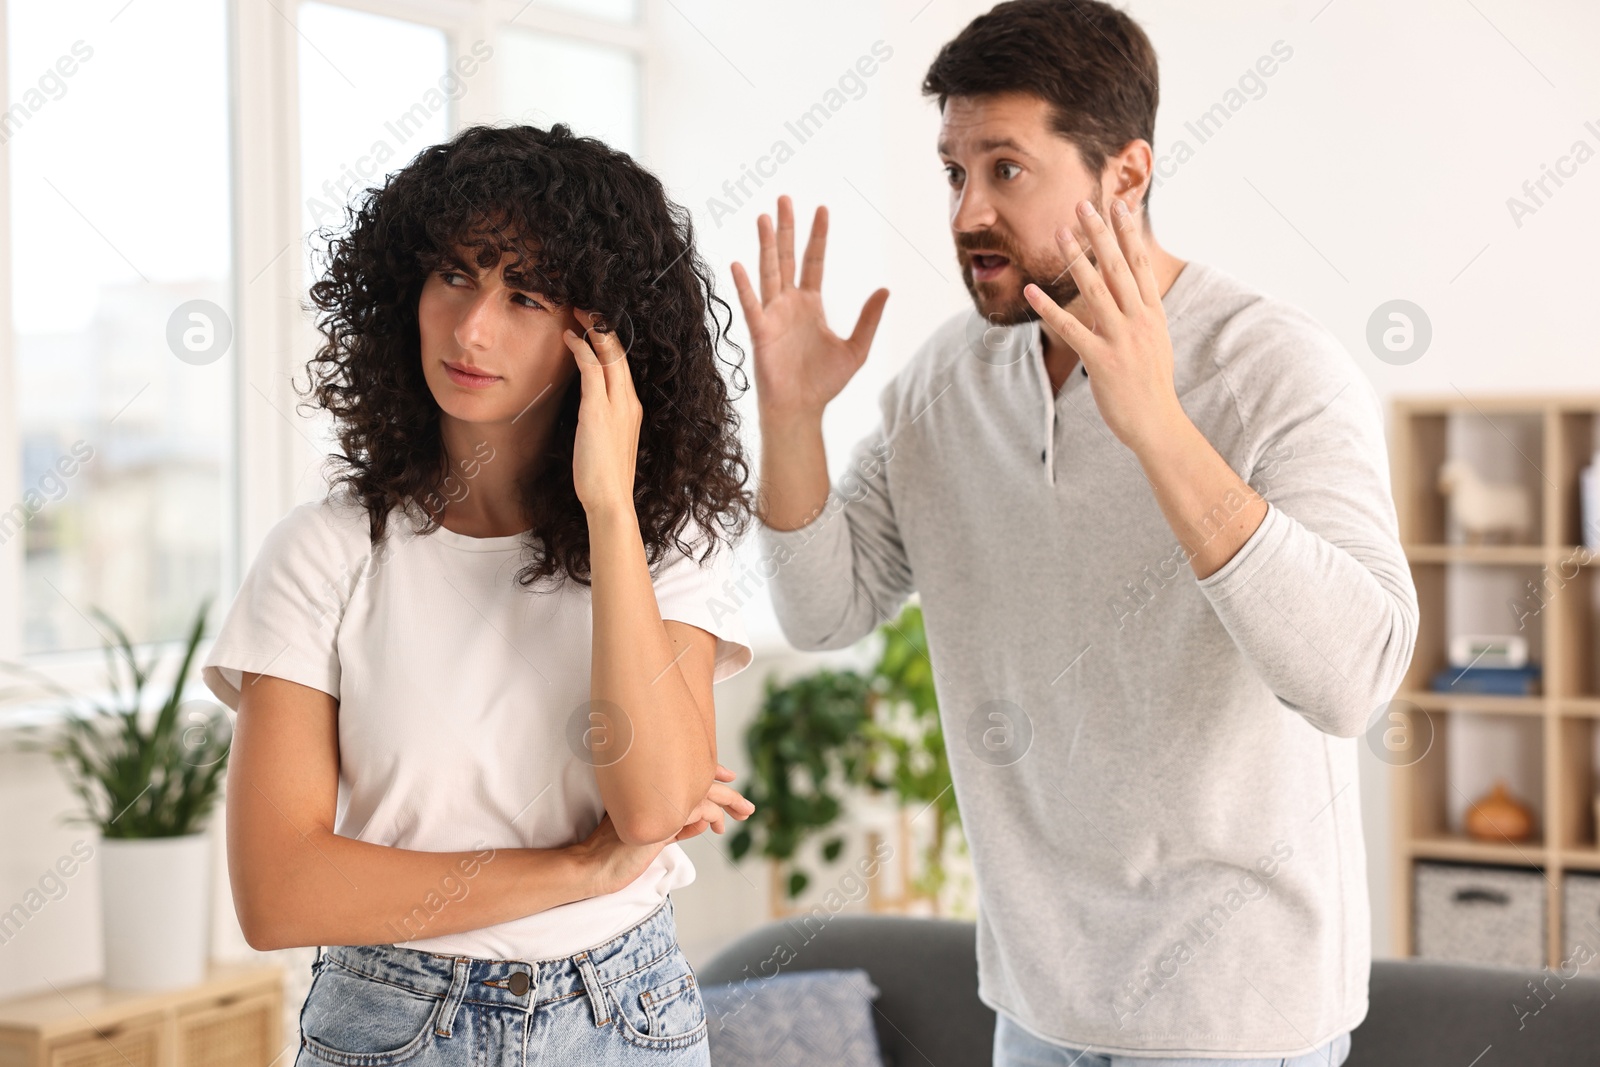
[0,0,654,724]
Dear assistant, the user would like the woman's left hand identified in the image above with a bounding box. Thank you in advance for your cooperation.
[673,764,755,841]
[565,309,642,519]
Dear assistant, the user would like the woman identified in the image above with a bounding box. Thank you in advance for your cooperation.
[201,123,758,1066]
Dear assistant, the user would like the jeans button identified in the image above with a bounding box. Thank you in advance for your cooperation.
[509,971,531,996]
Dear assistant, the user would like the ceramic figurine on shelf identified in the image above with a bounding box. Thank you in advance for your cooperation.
[1465,780,1536,843]
[1437,459,1533,545]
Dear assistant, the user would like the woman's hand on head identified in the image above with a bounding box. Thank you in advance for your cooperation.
[564,308,642,521]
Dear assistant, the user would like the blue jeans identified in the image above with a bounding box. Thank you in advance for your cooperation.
[994,1011,1352,1067]
[294,897,707,1066]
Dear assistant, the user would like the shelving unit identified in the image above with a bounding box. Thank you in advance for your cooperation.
[1389,395,1600,969]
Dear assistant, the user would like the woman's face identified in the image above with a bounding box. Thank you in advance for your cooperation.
[417,245,580,427]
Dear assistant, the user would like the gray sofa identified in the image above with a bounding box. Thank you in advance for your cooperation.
[698,915,1600,1066]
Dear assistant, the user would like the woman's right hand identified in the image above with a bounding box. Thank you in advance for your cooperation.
[672,763,754,841]
[569,765,755,896]
[569,812,668,896]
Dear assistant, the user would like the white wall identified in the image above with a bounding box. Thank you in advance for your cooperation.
[4,0,1599,1007]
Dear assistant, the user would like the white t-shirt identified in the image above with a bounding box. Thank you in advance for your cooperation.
[200,486,753,960]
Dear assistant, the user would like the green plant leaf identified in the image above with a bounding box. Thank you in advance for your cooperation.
[731,603,965,913]
[2,598,227,839]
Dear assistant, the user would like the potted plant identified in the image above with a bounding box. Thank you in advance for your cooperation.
[729,602,966,914]
[729,666,876,909]
[4,597,230,990]
[867,604,962,908]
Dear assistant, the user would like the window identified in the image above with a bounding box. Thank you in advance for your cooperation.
[534,0,639,22]
[496,28,640,155]
[298,3,453,274]
[0,0,650,700]
[4,0,233,657]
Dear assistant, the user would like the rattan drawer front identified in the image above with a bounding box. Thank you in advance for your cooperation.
[45,1018,162,1067]
[176,991,279,1067]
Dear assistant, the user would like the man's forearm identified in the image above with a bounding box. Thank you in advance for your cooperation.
[757,409,832,532]
[1134,414,1268,580]
[1133,406,1417,734]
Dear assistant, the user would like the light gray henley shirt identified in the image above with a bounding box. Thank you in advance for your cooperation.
[753,260,1419,1058]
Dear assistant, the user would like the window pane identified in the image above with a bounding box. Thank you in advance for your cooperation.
[6,0,231,654]
[298,2,452,276]
[295,3,451,503]
[521,0,638,24]
[496,29,639,157]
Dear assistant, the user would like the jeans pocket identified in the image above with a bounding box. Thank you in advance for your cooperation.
[299,961,442,1066]
[606,949,709,1051]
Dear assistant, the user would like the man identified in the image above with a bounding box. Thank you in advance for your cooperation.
[731,1,1417,1064]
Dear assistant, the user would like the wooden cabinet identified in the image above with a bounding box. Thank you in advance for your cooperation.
[1389,395,1600,969]
[0,964,283,1067]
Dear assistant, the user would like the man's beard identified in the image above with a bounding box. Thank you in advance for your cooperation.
[955,191,1103,326]
[959,251,1087,327]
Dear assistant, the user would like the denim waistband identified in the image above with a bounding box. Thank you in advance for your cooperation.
[315,897,679,1029]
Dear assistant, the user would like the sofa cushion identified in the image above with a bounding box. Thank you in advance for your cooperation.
[702,968,884,1067]
[697,914,994,1066]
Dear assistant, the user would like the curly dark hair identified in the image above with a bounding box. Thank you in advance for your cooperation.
[297,123,755,588]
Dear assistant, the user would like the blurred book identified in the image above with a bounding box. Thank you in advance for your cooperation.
[1431,664,1542,696]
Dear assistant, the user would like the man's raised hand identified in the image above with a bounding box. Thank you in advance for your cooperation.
[730,195,890,427]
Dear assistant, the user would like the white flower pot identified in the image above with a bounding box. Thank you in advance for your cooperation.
[99,832,212,991]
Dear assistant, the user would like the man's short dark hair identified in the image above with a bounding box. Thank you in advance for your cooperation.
[922,0,1160,211]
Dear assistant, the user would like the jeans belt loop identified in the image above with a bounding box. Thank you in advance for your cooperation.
[573,952,612,1028]
[433,957,471,1038]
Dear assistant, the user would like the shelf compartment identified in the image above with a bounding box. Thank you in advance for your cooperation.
[1557,410,1600,550]
[1394,407,1547,548]
[1403,562,1549,697]
[1413,859,1547,969]
[1551,562,1598,699]
[1557,717,1598,852]
[1402,708,1545,849]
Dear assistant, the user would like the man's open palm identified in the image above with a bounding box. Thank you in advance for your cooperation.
[731,195,890,422]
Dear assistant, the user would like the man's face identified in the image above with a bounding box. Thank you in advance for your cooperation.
[938,92,1106,326]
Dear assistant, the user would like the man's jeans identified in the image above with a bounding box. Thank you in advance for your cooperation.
[993,1011,1352,1067]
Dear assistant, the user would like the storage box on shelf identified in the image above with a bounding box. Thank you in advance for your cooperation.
[1389,395,1600,970]
[1413,861,1547,969]
[1563,870,1600,962]
[0,963,283,1067]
